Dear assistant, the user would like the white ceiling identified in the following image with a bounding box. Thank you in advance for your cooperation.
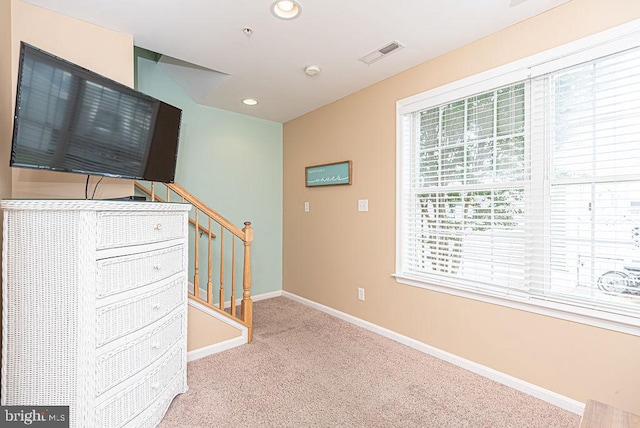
[23,0,570,123]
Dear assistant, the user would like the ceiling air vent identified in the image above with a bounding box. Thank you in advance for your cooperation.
[359,40,404,65]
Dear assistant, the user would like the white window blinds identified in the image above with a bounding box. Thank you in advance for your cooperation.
[529,46,640,317]
[400,83,529,297]
[397,23,640,327]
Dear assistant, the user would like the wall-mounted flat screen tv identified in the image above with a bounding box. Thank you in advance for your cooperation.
[10,42,182,183]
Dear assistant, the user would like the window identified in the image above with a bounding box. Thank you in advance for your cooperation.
[396,22,640,333]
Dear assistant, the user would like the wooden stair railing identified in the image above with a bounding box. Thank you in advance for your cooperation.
[134,181,254,342]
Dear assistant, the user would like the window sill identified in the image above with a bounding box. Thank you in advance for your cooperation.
[393,273,640,337]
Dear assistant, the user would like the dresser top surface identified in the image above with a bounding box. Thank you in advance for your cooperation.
[0,199,192,212]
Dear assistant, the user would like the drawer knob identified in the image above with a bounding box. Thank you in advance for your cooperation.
[154,223,162,231]
[152,303,161,310]
[153,264,162,270]
[151,382,160,389]
[151,342,161,350]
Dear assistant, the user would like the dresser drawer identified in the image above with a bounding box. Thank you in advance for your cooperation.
[97,211,186,249]
[128,373,186,428]
[96,278,184,347]
[96,346,183,428]
[97,245,185,298]
[96,311,184,395]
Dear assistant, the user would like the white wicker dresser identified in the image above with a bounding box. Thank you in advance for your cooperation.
[1,199,191,428]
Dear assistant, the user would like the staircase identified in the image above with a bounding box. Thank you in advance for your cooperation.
[134,181,254,342]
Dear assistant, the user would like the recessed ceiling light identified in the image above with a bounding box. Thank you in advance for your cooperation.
[242,98,258,106]
[304,65,321,76]
[271,0,302,20]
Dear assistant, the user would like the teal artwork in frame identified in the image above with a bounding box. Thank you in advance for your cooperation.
[305,161,352,187]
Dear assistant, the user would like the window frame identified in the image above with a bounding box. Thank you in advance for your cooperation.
[395,19,640,337]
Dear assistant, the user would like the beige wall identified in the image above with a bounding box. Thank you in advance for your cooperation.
[1,2,12,201]
[283,0,640,415]
[187,305,242,352]
[6,0,134,199]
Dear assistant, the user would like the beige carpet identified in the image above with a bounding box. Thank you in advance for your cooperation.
[159,296,580,428]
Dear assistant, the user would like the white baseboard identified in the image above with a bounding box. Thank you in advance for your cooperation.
[189,283,283,309]
[282,291,585,416]
[187,335,247,362]
[187,299,248,362]
[227,290,283,307]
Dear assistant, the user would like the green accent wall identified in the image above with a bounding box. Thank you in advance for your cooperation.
[135,50,283,297]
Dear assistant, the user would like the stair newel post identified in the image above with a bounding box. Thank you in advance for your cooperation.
[241,221,254,342]
[193,209,200,299]
[219,225,225,311]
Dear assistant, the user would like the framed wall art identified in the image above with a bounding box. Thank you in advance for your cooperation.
[305,161,352,187]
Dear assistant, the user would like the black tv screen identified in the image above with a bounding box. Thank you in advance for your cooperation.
[10,42,182,183]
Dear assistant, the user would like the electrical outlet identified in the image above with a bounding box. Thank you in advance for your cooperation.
[358,287,365,301]
[304,201,310,212]
[358,199,368,212]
